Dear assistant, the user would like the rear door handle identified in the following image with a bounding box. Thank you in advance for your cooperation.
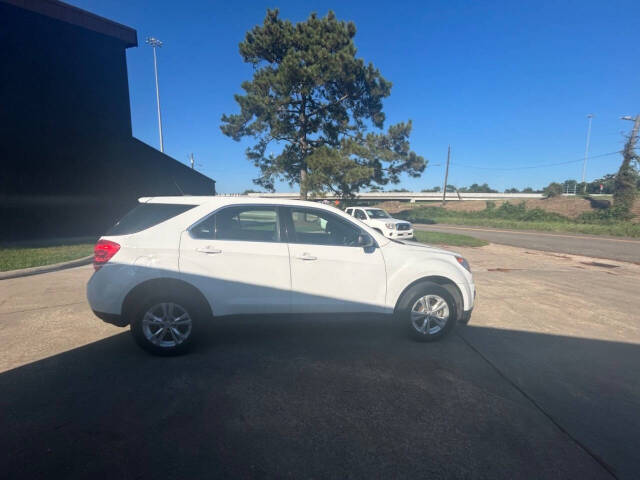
[296,253,317,261]
[196,246,222,254]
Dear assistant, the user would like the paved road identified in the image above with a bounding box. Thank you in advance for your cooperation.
[2,246,640,479]
[415,224,640,263]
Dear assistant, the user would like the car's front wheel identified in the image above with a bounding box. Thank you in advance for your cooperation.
[131,297,197,355]
[397,282,457,342]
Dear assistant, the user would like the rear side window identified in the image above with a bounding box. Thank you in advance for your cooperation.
[191,206,280,242]
[108,204,196,235]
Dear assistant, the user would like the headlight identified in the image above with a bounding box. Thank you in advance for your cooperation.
[455,256,471,272]
[385,223,396,229]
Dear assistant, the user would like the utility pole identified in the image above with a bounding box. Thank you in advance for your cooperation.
[621,115,640,142]
[581,114,594,193]
[146,37,164,152]
[190,153,195,169]
[616,115,640,210]
[442,145,451,206]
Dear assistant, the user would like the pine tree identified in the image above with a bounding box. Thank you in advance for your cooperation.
[221,10,425,198]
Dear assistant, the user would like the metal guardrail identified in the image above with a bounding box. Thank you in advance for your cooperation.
[241,192,546,201]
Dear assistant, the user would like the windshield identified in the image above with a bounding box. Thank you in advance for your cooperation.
[366,209,391,219]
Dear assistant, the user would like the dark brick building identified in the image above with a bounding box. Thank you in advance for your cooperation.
[0,0,216,241]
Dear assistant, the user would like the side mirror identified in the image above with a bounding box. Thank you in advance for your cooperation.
[357,233,375,249]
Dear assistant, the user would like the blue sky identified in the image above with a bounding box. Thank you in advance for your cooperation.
[72,0,639,193]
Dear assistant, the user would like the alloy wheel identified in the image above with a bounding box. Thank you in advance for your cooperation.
[142,302,193,348]
[410,294,450,335]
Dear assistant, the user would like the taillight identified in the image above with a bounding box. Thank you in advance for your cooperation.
[94,239,120,271]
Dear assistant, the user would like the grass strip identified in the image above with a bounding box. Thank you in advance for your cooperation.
[0,243,94,272]
[398,204,640,238]
[413,230,488,247]
[414,216,640,237]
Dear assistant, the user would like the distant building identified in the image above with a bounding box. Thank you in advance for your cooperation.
[0,0,216,241]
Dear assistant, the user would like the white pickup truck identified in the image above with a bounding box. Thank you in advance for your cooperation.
[345,207,414,239]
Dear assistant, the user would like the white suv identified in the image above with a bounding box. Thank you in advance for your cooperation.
[345,207,414,239]
[87,197,475,355]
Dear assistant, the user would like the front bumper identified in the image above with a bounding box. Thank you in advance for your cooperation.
[459,308,473,325]
[459,289,476,324]
[386,229,414,239]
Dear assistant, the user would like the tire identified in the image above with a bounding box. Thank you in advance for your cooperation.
[130,294,200,355]
[396,281,457,342]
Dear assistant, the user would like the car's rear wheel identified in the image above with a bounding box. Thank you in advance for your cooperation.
[397,282,456,342]
[131,297,198,355]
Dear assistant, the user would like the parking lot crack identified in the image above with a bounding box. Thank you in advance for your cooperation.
[0,301,86,316]
[455,330,618,479]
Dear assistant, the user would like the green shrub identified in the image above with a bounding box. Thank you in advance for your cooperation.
[493,201,526,218]
[577,207,634,224]
[543,182,563,197]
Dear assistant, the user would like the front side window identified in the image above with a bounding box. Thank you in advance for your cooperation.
[366,209,391,219]
[289,208,367,246]
[191,206,280,242]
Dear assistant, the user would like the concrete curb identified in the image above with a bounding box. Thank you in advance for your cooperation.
[0,255,93,280]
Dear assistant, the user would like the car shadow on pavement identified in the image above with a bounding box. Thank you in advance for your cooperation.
[1,316,637,479]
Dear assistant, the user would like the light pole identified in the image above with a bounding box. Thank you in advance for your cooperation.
[146,37,164,153]
[581,114,593,193]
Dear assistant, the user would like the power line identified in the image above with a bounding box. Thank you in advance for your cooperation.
[450,150,621,171]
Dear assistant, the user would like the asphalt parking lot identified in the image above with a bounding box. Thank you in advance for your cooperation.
[1,244,639,479]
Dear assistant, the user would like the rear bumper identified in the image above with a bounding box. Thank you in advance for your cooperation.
[92,310,128,327]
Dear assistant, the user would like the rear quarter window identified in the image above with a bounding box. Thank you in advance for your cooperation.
[108,204,196,235]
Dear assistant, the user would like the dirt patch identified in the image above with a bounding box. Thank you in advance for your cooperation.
[372,201,415,214]
[487,267,522,272]
[374,196,640,222]
[442,197,595,218]
[375,197,595,218]
[442,201,496,212]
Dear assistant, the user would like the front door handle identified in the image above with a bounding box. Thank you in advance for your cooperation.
[296,253,317,261]
[196,246,222,254]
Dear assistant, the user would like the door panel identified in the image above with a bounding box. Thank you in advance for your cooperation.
[286,207,387,313]
[179,206,291,316]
